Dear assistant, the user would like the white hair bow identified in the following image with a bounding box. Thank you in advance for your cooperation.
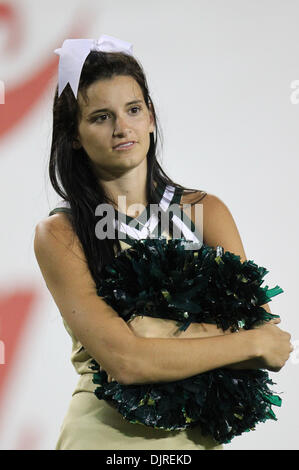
[54,34,134,99]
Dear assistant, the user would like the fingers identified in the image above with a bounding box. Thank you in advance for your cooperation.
[269,317,281,324]
[107,375,116,383]
[99,365,115,383]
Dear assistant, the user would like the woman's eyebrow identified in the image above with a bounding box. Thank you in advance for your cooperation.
[87,99,143,117]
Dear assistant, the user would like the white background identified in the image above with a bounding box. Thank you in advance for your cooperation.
[0,0,298,450]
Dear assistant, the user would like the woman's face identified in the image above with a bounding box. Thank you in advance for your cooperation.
[74,75,155,179]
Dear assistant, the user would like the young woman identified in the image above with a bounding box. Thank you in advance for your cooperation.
[34,36,293,450]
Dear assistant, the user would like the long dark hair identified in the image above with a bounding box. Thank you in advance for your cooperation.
[49,50,206,286]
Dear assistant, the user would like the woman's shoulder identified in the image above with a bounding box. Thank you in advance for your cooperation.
[181,189,233,223]
[180,189,247,261]
[180,188,209,206]
[181,188,226,208]
[35,211,75,250]
[180,188,238,243]
[36,200,73,232]
[34,213,83,281]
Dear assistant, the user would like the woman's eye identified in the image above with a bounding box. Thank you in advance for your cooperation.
[130,106,141,114]
[97,114,109,122]
[93,107,141,123]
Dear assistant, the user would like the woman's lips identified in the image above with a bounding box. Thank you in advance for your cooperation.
[113,141,136,151]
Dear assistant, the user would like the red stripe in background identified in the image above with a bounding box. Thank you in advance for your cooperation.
[0,289,37,413]
[0,56,60,138]
[0,3,22,52]
[0,1,93,140]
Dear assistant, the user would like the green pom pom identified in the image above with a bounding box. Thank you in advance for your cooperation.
[91,237,283,444]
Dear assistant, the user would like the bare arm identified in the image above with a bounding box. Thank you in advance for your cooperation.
[126,303,275,374]
[104,317,255,382]
[34,214,136,385]
[125,328,260,385]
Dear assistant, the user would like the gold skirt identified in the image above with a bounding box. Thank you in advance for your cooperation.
[55,389,223,451]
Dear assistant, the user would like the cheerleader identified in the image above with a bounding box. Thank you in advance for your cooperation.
[34,35,293,450]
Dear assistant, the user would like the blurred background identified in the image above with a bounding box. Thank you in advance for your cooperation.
[0,0,298,450]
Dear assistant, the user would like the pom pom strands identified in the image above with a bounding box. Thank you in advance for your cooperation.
[96,237,281,332]
[89,236,283,444]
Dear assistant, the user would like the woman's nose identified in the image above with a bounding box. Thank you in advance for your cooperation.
[113,115,131,136]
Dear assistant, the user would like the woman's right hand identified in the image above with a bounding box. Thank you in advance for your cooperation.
[253,318,293,372]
